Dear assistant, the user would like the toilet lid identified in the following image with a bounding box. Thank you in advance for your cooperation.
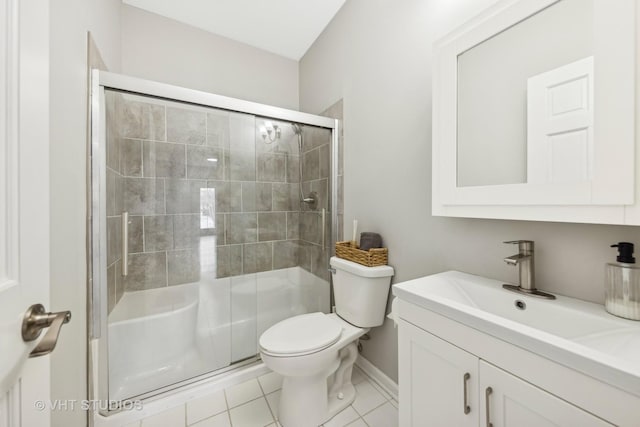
[259,312,342,356]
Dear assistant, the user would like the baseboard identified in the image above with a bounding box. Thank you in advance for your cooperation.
[355,355,398,402]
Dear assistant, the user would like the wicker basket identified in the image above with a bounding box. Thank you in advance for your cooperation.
[335,241,388,267]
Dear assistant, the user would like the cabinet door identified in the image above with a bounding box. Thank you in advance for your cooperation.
[479,361,613,427]
[399,320,478,427]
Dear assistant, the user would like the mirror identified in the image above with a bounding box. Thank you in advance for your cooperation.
[457,0,593,187]
[432,0,636,223]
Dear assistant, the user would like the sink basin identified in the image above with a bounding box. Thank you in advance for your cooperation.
[392,271,640,396]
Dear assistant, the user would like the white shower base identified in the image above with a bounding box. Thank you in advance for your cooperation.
[106,267,329,402]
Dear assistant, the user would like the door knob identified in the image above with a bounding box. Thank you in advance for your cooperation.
[22,304,71,358]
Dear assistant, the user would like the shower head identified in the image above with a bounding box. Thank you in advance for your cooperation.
[291,123,303,135]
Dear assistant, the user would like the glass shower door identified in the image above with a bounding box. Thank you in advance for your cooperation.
[98,83,335,404]
[103,89,257,400]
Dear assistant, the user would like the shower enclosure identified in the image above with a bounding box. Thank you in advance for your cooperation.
[90,71,339,407]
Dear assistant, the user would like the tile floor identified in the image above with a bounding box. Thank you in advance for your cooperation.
[131,366,398,427]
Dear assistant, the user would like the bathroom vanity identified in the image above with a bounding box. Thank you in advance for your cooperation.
[393,272,640,426]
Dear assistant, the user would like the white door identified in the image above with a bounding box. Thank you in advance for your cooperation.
[527,56,594,185]
[398,320,478,427]
[0,1,69,426]
[479,361,613,427]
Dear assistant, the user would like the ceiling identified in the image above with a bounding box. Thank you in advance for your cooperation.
[122,0,347,60]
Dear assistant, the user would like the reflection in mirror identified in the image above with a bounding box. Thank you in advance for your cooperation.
[456,0,593,187]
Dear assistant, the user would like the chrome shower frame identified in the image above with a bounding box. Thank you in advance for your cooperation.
[88,69,340,407]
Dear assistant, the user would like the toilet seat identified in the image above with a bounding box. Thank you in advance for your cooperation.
[259,312,342,357]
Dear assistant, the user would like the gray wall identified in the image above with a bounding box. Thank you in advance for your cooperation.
[299,0,640,382]
[121,5,300,110]
[49,1,122,426]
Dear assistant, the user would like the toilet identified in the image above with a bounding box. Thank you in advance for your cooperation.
[259,256,394,427]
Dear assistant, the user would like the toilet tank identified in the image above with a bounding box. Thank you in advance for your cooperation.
[330,256,394,328]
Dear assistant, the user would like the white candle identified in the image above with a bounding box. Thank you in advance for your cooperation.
[352,219,358,243]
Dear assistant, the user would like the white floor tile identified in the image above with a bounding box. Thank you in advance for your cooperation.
[225,378,263,408]
[187,390,227,425]
[362,402,398,427]
[368,378,393,401]
[351,380,387,416]
[265,390,281,419]
[258,371,283,395]
[228,397,274,427]
[141,405,186,427]
[345,419,367,427]
[389,398,398,409]
[190,412,231,427]
[323,405,360,427]
[124,422,141,427]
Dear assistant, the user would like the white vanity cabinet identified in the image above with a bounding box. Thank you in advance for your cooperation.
[478,361,611,427]
[399,320,612,427]
[398,320,478,427]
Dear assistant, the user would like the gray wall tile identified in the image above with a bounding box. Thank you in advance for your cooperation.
[310,245,329,281]
[287,212,300,240]
[207,110,230,148]
[243,242,272,274]
[107,263,116,314]
[286,155,300,183]
[121,139,143,177]
[273,241,299,269]
[297,241,312,272]
[173,214,200,249]
[207,180,231,212]
[187,146,224,179]
[311,179,329,211]
[242,182,256,212]
[229,182,242,212]
[121,97,166,141]
[300,212,321,244]
[127,215,144,253]
[105,92,121,172]
[106,135,121,173]
[319,144,330,179]
[256,183,272,211]
[257,153,286,182]
[215,214,225,245]
[273,183,297,212]
[229,149,256,181]
[167,106,206,145]
[217,244,243,278]
[258,212,286,241]
[165,179,206,214]
[106,169,117,216]
[167,249,201,286]
[143,141,186,178]
[123,252,167,291]
[302,149,320,181]
[227,213,257,244]
[123,178,165,215]
[144,216,174,251]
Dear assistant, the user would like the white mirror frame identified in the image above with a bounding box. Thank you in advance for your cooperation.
[432,0,637,224]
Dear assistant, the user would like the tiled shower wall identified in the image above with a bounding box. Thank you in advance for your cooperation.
[296,100,343,283]
[104,91,337,312]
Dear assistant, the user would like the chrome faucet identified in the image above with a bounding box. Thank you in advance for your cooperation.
[502,240,555,300]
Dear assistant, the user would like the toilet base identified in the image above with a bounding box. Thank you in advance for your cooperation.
[277,342,359,427]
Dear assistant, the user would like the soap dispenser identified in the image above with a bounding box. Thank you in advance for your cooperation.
[605,242,640,320]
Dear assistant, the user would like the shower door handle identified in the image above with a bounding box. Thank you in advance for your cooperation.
[22,304,72,357]
[122,211,129,276]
